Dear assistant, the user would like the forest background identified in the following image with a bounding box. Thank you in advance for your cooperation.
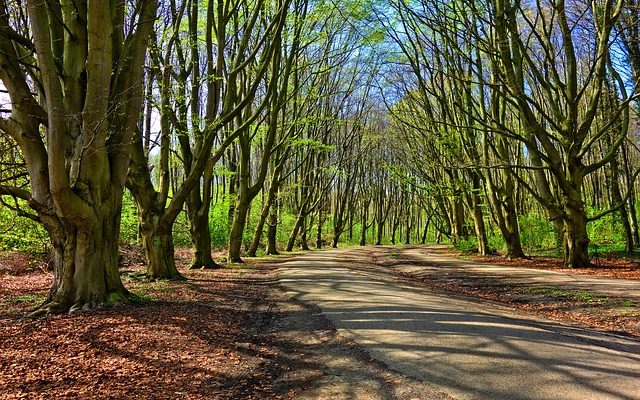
[0,0,639,315]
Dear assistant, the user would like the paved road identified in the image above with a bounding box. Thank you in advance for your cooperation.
[401,245,640,299]
[278,248,640,400]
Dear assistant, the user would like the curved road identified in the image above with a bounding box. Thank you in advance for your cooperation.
[278,248,640,400]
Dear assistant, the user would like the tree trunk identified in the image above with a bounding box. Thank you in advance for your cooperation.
[450,195,465,244]
[248,183,278,257]
[266,196,280,255]
[228,193,250,263]
[563,193,591,268]
[503,201,525,258]
[316,211,324,249]
[286,214,303,252]
[391,216,399,245]
[300,216,311,250]
[376,220,384,245]
[359,206,368,246]
[605,138,633,254]
[470,173,489,255]
[189,209,218,269]
[404,209,411,245]
[140,213,183,280]
[38,194,130,315]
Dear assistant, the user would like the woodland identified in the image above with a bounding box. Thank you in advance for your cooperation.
[0,0,640,319]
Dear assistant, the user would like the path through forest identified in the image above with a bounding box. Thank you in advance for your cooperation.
[279,248,640,400]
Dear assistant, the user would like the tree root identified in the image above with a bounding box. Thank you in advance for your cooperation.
[146,273,187,281]
[188,261,221,270]
[23,290,132,318]
[23,300,67,319]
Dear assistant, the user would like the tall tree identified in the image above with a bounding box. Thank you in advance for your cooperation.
[0,0,157,313]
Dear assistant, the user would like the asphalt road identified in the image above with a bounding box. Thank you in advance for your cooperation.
[278,248,640,400]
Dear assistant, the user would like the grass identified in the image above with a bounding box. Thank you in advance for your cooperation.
[525,287,607,303]
[10,294,46,304]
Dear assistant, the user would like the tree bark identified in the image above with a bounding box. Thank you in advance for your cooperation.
[266,195,280,255]
[139,214,183,280]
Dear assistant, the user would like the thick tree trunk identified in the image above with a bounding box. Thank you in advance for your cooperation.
[503,203,525,258]
[189,210,218,269]
[563,194,591,268]
[228,195,250,263]
[376,220,384,245]
[140,214,183,280]
[36,194,129,316]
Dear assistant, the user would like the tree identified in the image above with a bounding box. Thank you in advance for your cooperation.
[0,0,157,313]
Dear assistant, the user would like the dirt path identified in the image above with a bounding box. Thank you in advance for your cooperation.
[279,248,640,400]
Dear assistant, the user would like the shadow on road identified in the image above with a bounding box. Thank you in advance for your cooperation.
[280,250,640,400]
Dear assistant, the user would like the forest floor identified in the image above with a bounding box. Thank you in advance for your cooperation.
[1,244,639,399]
[0,247,416,399]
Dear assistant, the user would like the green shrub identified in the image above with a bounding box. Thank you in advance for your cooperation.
[120,189,139,245]
[587,207,624,245]
[0,204,48,254]
[455,236,478,253]
[519,213,557,254]
[210,196,233,247]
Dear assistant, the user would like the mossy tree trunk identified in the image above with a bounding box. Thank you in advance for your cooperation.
[0,0,157,315]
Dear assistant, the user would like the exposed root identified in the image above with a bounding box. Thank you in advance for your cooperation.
[23,301,67,319]
[188,261,221,270]
[146,273,187,281]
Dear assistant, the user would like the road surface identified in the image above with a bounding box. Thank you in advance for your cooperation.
[278,248,640,400]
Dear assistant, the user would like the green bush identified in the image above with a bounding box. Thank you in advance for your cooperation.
[587,207,624,245]
[0,204,48,254]
[120,190,139,245]
[519,213,557,253]
[210,196,233,247]
[454,236,478,253]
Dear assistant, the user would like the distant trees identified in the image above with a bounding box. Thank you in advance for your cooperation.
[383,0,639,266]
[3,0,640,316]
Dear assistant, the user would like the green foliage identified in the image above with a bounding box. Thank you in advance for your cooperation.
[120,190,139,245]
[210,196,233,247]
[518,213,558,254]
[454,236,478,253]
[587,207,625,245]
[10,294,45,304]
[0,204,48,254]
[488,231,507,253]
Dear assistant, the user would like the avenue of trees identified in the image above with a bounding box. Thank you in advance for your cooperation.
[1,0,640,314]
